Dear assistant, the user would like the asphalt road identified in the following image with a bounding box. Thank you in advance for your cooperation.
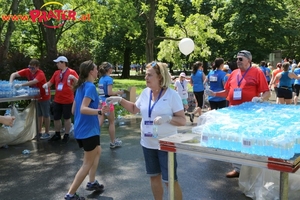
[0,113,254,200]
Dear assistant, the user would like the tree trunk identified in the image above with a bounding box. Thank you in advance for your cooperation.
[1,0,19,63]
[33,0,58,66]
[145,0,156,63]
[121,46,131,79]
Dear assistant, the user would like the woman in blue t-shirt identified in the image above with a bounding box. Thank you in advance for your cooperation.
[65,60,107,200]
[207,58,227,109]
[98,62,124,149]
[190,61,206,117]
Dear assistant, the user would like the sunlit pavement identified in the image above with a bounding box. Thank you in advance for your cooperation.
[0,91,279,199]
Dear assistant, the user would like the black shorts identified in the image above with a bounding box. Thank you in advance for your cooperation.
[277,87,292,99]
[209,100,227,110]
[294,84,300,96]
[76,135,100,151]
[193,91,204,108]
[52,102,73,120]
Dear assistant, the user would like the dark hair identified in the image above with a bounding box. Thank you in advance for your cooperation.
[260,61,266,67]
[73,60,96,91]
[29,59,40,67]
[98,62,112,77]
[192,61,203,74]
[213,58,224,70]
[276,63,282,69]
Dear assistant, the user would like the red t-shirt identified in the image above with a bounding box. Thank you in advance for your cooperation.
[272,68,283,87]
[18,68,50,101]
[49,68,79,104]
[224,67,269,106]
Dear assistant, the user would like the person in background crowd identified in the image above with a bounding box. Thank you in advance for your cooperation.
[106,61,185,200]
[174,72,189,112]
[43,56,79,143]
[293,63,300,105]
[206,58,227,110]
[190,61,206,117]
[259,61,271,84]
[269,63,283,103]
[270,62,300,104]
[9,59,51,139]
[174,72,192,122]
[207,50,270,178]
[98,62,123,149]
[0,115,15,127]
[64,60,106,200]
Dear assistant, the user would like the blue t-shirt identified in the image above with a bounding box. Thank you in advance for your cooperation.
[278,72,292,91]
[74,82,100,139]
[98,75,113,101]
[294,68,300,85]
[191,70,204,92]
[207,69,226,102]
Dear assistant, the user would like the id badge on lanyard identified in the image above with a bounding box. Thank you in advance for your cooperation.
[57,82,64,91]
[143,120,154,137]
[233,88,242,100]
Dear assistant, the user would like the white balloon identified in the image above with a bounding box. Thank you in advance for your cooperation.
[178,38,195,55]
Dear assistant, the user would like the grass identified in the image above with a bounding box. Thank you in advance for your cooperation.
[113,79,146,95]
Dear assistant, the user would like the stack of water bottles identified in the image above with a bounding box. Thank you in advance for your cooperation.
[192,102,300,159]
[0,80,39,98]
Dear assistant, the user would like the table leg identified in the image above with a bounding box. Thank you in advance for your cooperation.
[168,152,175,200]
[279,172,288,200]
[34,100,39,141]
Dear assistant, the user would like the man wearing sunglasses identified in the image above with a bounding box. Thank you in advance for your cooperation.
[9,59,51,140]
[207,50,270,178]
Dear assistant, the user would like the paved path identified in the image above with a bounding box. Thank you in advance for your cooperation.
[0,113,254,200]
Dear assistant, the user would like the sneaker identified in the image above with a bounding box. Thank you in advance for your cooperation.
[40,133,50,140]
[33,133,42,140]
[64,193,85,200]
[86,180,104,191]
[62,134,69,143]
[189,113,194,123]
[110,138,122,149]
[48,134,61,142]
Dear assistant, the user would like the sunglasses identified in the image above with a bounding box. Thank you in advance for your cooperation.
[151,61,157,67]
[28,65,35,70]
[237,57,243,62]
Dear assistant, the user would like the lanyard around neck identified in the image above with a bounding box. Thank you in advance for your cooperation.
[237,66,251,87]
[60,68,68,81]
[148,88,163,118]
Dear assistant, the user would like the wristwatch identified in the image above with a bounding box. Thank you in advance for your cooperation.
[98,110,102,115]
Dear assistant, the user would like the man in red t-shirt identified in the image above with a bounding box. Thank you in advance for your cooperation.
[9,59,51,139]
[207,50,270,178]
[43,56,79,143]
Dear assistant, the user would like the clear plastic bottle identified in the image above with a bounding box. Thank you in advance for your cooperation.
[153,125,158,138]
[45,86,49,95]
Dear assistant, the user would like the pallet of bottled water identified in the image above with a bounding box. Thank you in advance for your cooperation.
[0,80,40,98]
[192,102,300,160]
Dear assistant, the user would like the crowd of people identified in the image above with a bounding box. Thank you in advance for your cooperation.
[2,50,300,200]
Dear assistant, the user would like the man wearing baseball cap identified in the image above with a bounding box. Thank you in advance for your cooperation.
[206,50,270,178]
[43,55,79,143]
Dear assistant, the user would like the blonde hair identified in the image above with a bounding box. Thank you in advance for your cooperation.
[146,61,171,88]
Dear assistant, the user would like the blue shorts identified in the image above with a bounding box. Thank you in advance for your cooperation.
[142,146,178,182]
[37,100,50,117]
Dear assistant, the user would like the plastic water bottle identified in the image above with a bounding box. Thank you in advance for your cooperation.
[204,83,210,96]
[45,86,49,95]
[102,101,110,116]
[153,125,158,138]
